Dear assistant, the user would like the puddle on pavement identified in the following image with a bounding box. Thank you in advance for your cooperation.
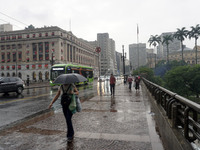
[18,127,63,135]
[110,109,117,112]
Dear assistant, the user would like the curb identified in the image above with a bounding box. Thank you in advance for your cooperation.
[0,108,53,133]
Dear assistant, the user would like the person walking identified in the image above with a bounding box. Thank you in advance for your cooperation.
[48,83,79,142]
[134,76,140,91]
[110,73,116,96]
[127,75,133,90]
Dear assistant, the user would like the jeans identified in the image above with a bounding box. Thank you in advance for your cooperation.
[62,101,74,138]
[110,84,115,95]
[129,82,132,90]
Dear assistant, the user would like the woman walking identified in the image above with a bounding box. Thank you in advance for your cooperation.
[48,83,79,142]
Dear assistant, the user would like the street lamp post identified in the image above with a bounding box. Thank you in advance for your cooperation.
[50,50,54,66]
[95,47,101,78]
[15,46,18,77]
[121,45,126,84]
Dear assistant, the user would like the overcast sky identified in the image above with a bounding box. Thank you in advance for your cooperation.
[0,0,199,55]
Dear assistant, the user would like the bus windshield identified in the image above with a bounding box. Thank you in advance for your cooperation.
[51,67,65,80]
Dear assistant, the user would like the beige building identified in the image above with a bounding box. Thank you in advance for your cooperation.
[169,47,200,64]
[146,48,156,68]
[0,26,99,82]
[0,24,13,32]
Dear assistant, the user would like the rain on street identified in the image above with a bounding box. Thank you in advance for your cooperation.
[0,79,118,128]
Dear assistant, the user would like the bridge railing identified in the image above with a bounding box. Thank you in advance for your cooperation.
[143,78,200,143]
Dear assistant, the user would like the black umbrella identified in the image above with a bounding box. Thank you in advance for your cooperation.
[53,73,87,84]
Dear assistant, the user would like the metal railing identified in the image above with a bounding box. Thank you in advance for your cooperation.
[143,78,200,143]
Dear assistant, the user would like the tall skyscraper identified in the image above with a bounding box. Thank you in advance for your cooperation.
[129,43,147,70]
[157,32,181,59]
[97,33,116,75]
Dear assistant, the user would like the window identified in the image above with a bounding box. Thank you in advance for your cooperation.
[6,36,10,40]
[16,65,21,70]
[18,44,22,49]
[13,52,16,62]
[6,45,10,50]
[18,52,22,61]
[18,35,22,39]
[12,36,16,40]
[1,45,5,50]
[12,44,16,49]
[7,52,10,62]
[1,36,5,40]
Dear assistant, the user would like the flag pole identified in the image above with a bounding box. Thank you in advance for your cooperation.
[137,24,140,75]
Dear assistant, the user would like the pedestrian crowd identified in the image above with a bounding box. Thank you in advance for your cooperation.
[126,75,140,91]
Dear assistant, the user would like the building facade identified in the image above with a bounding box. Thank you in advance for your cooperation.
[146,48,156,68]
[129,43,147,70]
[169,47,200,64]
[115,51,123,76]
[97,33,116,75]
[157,32,181,59]
[0,25,99,82]
[0,24,13,32]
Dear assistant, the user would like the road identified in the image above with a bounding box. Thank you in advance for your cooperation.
[0,79,120,129]
[0,81,102,128]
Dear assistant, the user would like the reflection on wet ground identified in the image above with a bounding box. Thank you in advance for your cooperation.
[0,80,164,150]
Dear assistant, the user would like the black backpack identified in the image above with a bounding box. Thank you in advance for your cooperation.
[61,85,71,106]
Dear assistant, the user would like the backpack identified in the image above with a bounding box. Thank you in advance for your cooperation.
[61,85,71,106]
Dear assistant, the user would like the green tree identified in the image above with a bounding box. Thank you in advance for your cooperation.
[148,35,161,68]
[162,35,173,64]
[188,24,200,64]
[133,67,154,81]
[186,65,200,98]
[173,27,188,62]
[164,65,200,98]
[164,65,191,97]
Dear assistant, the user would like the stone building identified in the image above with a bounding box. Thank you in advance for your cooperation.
[0,25,99,82]
[169,47,200,64]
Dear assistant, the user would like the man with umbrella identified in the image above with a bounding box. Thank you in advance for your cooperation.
[48,73,86,142]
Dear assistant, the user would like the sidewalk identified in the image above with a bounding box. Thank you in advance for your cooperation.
[0,82,164,150]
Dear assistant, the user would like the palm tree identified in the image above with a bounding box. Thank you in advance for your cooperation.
[188,24,200,64]
[173,27,188,62]
[162,35,173,64]
[148,35,161,67]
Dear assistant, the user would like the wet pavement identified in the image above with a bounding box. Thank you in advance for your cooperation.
[0,81,164,150]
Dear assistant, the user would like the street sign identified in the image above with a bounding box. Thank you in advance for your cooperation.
[95,47,101,53]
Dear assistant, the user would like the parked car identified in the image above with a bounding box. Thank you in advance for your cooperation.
[0,77,25,94]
